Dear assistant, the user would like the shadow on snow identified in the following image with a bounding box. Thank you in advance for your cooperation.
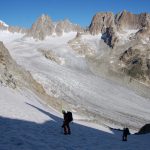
[0,103,149,150]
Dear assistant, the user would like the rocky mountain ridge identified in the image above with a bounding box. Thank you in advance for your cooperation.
[68,10,150,90]
[1,11,150,88]
[0,15,83,40]
[85,11,150,87]
[27,14,83,40]
[89,10,150,48]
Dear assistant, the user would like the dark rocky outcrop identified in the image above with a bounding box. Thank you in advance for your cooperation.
[101,27,118,48]
[119,47,150,83]
[138,124,150,134]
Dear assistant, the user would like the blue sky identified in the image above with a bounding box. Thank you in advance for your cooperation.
[0,0,150,28]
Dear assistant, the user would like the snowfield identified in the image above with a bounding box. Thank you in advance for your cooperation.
[0,30,150,132]
[0,85,150,150]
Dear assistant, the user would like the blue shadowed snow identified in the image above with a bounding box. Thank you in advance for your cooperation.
[0,104,149,150]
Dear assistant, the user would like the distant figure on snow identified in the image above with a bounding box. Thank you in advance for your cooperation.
[122,127,130,141]
[62,110,73,135]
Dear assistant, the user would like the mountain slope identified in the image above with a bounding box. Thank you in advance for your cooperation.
[1,30,149,132]
[0,85,150,150]
[0,11,150,133]
[0,11,150,150]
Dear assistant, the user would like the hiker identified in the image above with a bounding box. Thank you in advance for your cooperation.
[62,110,73,135]
[122,127,130,141]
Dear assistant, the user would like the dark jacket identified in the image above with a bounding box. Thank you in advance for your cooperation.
[123,128,130,136]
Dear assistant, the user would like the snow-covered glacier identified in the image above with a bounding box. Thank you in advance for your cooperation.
[0,30,150,132]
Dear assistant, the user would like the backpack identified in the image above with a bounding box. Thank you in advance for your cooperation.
[67,111,73,122]
[126,128,130,135]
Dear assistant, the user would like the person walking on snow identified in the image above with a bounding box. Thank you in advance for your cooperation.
[62,110,73,135]
[122,127,130,141]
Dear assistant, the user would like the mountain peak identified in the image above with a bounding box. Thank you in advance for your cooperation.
[36,14,52,25]
[39,14,51,21]
[27,14,54,40]
[27,14,83,40]
[89,11,150,47]
[89,12,115,35]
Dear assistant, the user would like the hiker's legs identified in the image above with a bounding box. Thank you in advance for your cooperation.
[123,135,127,141]
[125,135,127,141]
[66,123,71,134]
[64,125,67,134]
[62,122,67,134]
[63,121,69,134]
[122,134,127,141]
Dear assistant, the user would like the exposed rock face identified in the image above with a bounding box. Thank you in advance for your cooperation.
[89,12,115,35]
[0,15,83,40]
[101,27,118,48]
[89,12,117,48]
[0,41,17,88]
[90,11,150,35]
[132,25,150,42]
[119,46,150,84]
[27,15,55,40]
[27,14,83,40]
[89,11,150,47]
[115,11,149,30]
[38,49,65,65]
[86,11,150,92]
[55,19,82,36]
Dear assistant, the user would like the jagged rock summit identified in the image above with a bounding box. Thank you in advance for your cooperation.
[0,14,83,40]
[89,12,115,35]
[89,10,150,47]
[27,14,55,40]
[27,14,83,40]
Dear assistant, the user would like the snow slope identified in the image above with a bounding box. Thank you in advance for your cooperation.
[0,31,150,132]
[0,85,150,150]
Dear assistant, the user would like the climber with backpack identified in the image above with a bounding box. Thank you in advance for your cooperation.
[122,127,130,141]
[61,110,73,135]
